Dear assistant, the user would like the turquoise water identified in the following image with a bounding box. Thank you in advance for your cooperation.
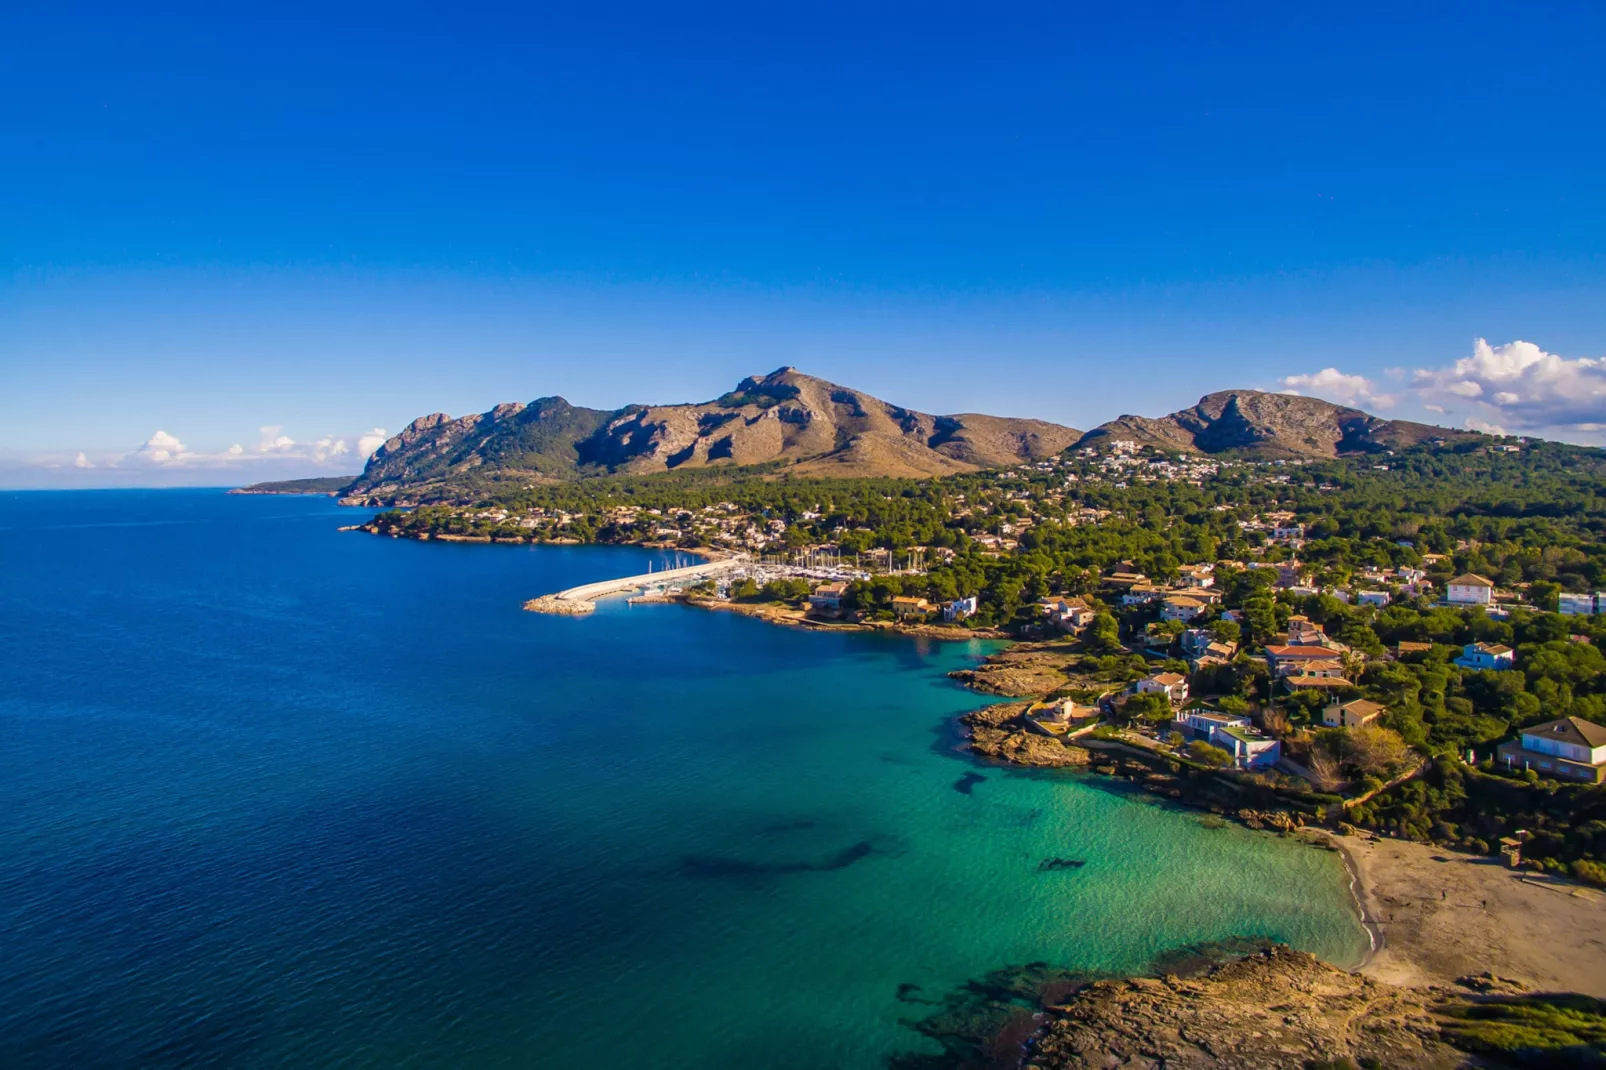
[0,491,1367,1068]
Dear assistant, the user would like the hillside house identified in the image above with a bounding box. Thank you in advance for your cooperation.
[1358,590,1391,607]
[1496,716,1606,783]
[1454,642,1515,671]
[1283,675,1355,694]
[1559,592,1598,617]
[1264,645,1343,678]
[1446,573,1495,606]
[1135,672,1189,704]
[1160,595,1207,623]
[1323,699,1385,729]
[1176,564,1216,588]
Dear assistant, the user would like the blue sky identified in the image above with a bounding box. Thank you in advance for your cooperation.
[3,1,1604,486]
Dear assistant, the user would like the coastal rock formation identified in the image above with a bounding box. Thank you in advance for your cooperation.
[522,595,595,615]
[1026,946,1468,1069]
[948,644,1078,696]
[1078,389,1481,460]
[341,367,1082,501]
[964,704,1091,768]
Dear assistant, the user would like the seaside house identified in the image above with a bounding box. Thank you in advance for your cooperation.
[1496,716,1606,783]
[1454,642,1515,671]
[942,596,979,622]
[1211,725,1282,770]
[1038,596,1094,632]
[1175,708,1250,738]
[1446,573,1495,606]
[1034,697,1100,727]
[1134,672,1189,705]
[1323,698,1386,729]
[809,582,848,616]
[891,596,931,620]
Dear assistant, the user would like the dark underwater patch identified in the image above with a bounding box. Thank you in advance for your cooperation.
[953,772,986,795]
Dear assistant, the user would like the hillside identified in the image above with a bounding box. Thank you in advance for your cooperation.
[343,368,1081,500]
[1077,389,1483,459]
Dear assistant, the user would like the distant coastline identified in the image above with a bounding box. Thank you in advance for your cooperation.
[230,476,355,496]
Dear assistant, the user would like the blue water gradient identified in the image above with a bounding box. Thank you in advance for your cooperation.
[0,491,1367,1068]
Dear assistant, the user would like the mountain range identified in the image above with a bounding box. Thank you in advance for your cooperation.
[251,368,1491,501]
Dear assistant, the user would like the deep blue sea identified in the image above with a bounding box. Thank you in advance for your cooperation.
[0,490,1367,1068]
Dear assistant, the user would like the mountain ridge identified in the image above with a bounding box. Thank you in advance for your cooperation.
[342,367,1083,499]
[286,375,1504,502]
[1078,388,1484,459]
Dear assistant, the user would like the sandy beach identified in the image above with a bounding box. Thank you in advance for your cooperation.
[1340,833,1606,997]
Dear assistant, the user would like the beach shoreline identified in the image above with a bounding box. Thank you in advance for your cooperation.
[1335,832,1606,996]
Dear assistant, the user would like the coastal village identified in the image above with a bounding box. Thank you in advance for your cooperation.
[364,436,1606,867]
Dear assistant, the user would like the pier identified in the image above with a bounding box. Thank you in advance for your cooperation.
[524,555,746,615]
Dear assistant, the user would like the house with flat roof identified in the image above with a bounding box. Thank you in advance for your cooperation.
[1446,573,1495,605]
[1496,716,1606,783]
[1455,641,1515,671]
[1559,592,1597,617]
[1212,725,1281,769]
[1175,708,1250,737]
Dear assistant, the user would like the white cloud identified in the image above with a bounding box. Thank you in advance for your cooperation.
[1278,367,1397,409]
[256,425,297,453]
[357,427,388,459]
[73,452,92,469]
[1411,339,1606,433]
[131,430,190,465]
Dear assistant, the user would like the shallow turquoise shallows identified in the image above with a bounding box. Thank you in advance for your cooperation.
[0,491,1367,1068]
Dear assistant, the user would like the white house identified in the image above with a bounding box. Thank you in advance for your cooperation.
[942,596,978,622]
[1446,573,1495,606]
[1496,716,1606,783]
[1135,672,1189,704]
[1205,725,1281,769]
[1559,592,1597,617]
[1160,595,1207,623]
[1454,642,1515,671]
[1357,590,1391,607]
[1175,708,1249,736]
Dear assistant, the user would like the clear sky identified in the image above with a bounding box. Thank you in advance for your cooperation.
[3,1,1604,487]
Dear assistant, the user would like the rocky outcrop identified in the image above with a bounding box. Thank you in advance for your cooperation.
[948,644,1079,696]
[1078,389,1481,460]
[964,703,1092,768]
[1027,946,1469,1069]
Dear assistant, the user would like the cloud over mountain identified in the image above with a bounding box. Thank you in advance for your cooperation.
[1278,368,1397,409]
